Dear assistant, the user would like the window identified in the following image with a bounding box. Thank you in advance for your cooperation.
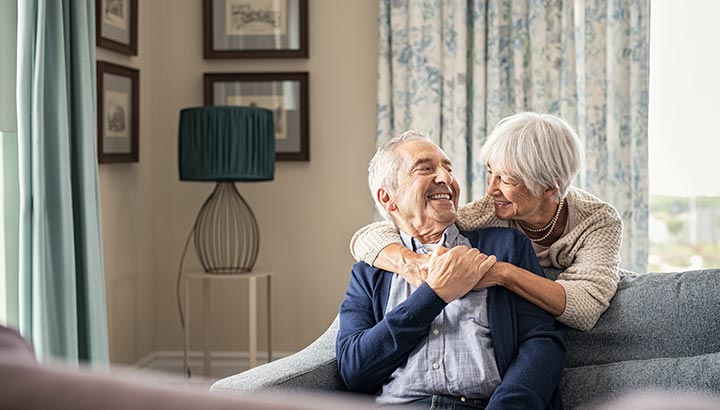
[0,0,18,324]
[648,0,720,271]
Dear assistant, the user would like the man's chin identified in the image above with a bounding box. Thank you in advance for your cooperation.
[433,213,457,227]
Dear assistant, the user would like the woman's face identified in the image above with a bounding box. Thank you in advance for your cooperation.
[486,165,543,222]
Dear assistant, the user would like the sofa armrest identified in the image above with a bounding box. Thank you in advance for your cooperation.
[211,316,344,393]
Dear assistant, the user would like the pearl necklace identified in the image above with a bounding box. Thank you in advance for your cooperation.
[515,198,564,243]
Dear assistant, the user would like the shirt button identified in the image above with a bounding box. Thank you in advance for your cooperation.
[432,329,439,335]
[432,363,440,370]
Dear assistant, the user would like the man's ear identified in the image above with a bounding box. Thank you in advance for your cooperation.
[377,188,396,212]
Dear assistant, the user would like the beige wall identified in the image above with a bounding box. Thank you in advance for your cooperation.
[97,0,155,364]
[100,0,378,363]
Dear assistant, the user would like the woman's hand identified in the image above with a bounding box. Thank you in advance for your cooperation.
[398,252,430,288]
[474,261,510,289]
[373,244,430,287]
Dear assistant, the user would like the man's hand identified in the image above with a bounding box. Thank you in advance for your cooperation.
[425,245,496,303]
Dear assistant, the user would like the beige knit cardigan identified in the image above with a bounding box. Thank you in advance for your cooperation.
[350,187,623,331]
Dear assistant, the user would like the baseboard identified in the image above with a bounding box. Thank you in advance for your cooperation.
[130,350,292,380]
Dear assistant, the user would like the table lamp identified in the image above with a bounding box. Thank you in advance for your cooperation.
[178,106,275,273]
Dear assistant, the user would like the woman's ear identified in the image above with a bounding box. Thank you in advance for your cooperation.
[377,188,396,212]
[543,186,559,200]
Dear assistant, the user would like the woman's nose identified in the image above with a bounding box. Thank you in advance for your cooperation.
[487,175,500,193]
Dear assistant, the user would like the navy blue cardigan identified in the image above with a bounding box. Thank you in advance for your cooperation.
[336,227,565,410]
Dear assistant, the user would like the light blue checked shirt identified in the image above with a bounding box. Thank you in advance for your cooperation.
[376,225,501,404]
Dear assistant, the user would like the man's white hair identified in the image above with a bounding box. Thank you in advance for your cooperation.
[479,112,584,199]
[368,130,432,222]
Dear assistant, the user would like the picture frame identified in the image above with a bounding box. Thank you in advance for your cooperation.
[203,0,308,59]
[96,0,138,55]
[204,72,309,161]
[97,61,139,163]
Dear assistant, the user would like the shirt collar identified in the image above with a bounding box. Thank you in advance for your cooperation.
[399,224,461,254]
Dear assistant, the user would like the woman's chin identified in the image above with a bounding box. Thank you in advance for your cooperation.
[493,207,514,220]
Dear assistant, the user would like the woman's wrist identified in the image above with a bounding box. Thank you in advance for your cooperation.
[488,262,510,287]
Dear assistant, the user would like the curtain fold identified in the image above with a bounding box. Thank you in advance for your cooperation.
[376,0,649,272]
[14,0,108,364]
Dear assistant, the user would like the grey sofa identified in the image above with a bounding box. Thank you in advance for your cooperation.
[211,269,720,409]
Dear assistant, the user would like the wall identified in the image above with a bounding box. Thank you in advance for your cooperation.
[100,0,379,363]
[98,0,156,364]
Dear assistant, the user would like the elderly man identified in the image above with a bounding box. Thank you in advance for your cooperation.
[336,132,566,410]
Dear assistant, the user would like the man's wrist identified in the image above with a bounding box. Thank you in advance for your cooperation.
[409,282,448,314]
[424,279,451,303]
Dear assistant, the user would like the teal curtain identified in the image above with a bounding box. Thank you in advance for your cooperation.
[14,0,109,364]
[376,0,650,272]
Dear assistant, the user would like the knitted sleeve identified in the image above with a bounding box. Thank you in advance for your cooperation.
[456,195,506,231]
[552,199,623,331]
[349,221,400,264]
[349,195,503,264]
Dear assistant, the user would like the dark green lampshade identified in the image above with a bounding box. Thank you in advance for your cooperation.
[178,106,275,181]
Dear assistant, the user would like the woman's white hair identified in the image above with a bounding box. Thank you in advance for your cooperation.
[368,130,432,222]
[479,112,584,199]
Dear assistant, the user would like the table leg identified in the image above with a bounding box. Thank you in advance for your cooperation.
[267,275,272,362]
[249,276,257,368]
[203,278,211,377]
[183,276,190,377]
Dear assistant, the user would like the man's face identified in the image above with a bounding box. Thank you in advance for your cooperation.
[386,141,460,240]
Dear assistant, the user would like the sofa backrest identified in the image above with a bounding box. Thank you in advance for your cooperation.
[566,269,720,367]
[560,269,720,408]
[213,269,720,409]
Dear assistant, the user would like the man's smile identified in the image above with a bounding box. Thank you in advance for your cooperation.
[427,193,452,201]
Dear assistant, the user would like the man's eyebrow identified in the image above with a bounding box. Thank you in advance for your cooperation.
[410,158,433,168]
[410,158,453,169]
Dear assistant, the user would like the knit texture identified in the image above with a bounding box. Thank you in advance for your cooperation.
[349,187,623,331]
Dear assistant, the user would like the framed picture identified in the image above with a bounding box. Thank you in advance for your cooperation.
[96,0,138,55]
[205,72,309,161]
[97,61,139,163]
[203,0,308,59]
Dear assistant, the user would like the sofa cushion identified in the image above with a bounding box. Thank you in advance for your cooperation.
[565,270,720,368]
[0,325,36,364]
[211,317,345,393]
[560,351,720,409]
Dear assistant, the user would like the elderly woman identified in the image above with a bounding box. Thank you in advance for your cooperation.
[350,112,622,331]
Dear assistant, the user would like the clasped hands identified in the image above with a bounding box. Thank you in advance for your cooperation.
[404,246,500,303]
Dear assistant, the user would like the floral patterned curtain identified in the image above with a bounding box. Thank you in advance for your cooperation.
[376,0,649,272]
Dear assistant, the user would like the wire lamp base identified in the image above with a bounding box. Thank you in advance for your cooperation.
[193,182,259,273]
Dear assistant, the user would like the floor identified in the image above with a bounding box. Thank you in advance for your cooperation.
[121,351,277,389]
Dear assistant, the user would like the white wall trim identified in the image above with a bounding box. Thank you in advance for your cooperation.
[129,350,292,380]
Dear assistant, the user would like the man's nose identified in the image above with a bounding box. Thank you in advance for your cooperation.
[435,168,453,185]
